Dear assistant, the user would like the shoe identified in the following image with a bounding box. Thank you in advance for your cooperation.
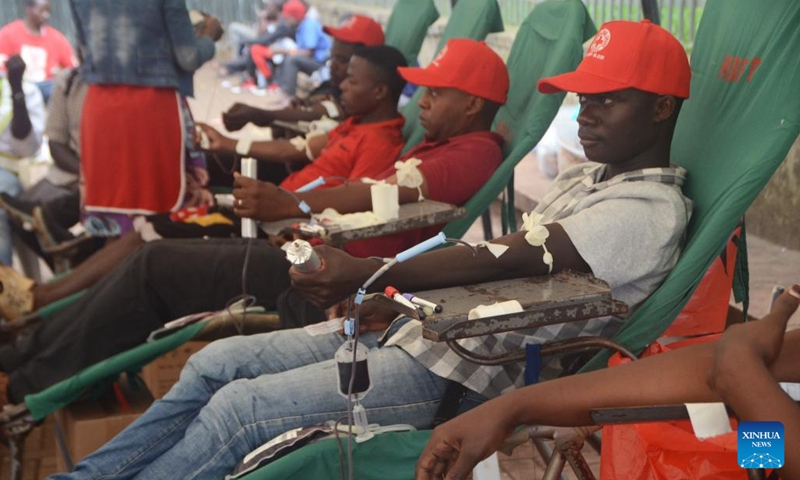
[32,206,73,251]
[0,194,36,232]
[0,265,34,322]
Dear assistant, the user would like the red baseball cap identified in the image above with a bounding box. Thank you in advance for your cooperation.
[281,0,307,21]
[398,39,509,104]
[324,15,385,46]
[538,20,690,98]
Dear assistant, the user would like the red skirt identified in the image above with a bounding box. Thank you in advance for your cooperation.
[81,85,185,215]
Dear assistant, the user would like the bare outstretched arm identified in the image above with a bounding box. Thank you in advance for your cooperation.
[197,123,308,165]
[415,286,800,480]
[222,102,334,131]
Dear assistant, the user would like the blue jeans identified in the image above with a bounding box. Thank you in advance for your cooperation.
[0,168,22,265]
[36,79,55,104]
[49,328,450,480]
[275,55,324,95]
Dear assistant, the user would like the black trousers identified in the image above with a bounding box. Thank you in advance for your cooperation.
[0,238,292,401]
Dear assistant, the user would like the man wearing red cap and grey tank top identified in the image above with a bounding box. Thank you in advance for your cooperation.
[296,16,694,473]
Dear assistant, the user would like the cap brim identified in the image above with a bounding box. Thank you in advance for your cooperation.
[323,26,350,42]
[397,66,452,89]
[537,70,631,95]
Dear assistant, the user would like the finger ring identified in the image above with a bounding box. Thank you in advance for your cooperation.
[237,199,244,207]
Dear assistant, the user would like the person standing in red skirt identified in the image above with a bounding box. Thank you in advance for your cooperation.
[70,0,223,237]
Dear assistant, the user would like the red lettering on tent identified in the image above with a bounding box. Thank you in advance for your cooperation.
[746,57,762,82]
[735,58,750,81]
[727,57,742,82]
[719,55,733,79]
[719,55,763,84]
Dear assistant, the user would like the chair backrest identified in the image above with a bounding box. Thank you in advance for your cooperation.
[442,0,595,239]
[582,0,800,370]
[384,0,440,66]
[400,0,505,153]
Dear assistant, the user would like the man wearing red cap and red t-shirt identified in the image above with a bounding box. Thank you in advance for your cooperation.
[38,38,509,480]
[224,14,386,133]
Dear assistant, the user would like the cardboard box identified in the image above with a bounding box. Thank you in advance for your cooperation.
[140,341,208,399]
[55,381,153,471]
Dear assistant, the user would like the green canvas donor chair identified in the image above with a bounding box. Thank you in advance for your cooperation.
[400,0,505,152]
[384,0,440,65]
[235,0,800,477]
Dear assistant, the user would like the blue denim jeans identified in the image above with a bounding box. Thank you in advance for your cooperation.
[48,328,450,480]
[0,168,22,265]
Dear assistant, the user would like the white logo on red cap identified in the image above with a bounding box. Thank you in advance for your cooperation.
[432,46,448,67]
[588,28,611,60]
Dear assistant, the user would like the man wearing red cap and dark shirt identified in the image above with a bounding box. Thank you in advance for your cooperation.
[39,38,508,480]
[223,14,385,133]
[234,38,509,258]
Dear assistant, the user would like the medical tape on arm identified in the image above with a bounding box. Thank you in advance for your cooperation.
[394,158,425,201]
[522,212,554,273]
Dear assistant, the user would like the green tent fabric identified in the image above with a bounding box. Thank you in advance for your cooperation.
[442,0,596,239]
[24,319,208,421]
[582,0,800,370]
[236,431,433,480]
[384,0,440,65]
[400,0,505,153]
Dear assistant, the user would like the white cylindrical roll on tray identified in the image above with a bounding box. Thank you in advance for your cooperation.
[370,183,399,221]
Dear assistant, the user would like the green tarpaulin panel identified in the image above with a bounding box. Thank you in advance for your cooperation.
[384,0,440,65]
